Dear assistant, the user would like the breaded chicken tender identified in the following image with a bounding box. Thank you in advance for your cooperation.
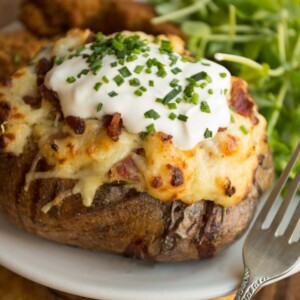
[20,0,183,38]
[0,31,49,81]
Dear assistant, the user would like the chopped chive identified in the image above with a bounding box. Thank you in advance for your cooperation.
[94,82,102,91]
[167,103,177,110]
[108,91,118,97]
[118,66,132,78]
[54,56,64,65]
[76,45,86,54]
[66,76,76,84]
[118,58,125,65]
[112,40,124,51]
[178,114,188,122]
[149,80,154,87]
[155,97,163,103]
[168,112,177,120]
[190,71,207,81]
[208,89,213,95]
[143,53,150,58]
[191,93,199,105]
[153,37,160,44]
[170,79,179,87]
[201,61,211,66]
[102,76,109,83]
[77,69,89,78]
[133,66,144,74]
[146,123,155,133]
[126,55,138,62]
[134,89,143,97]
[159,40,173,54]
[163,88,181,104]
[156,68,167,78]
[230,115,235,123]
[96,103,103,112]
[113,75,125,86]
[168,54,178,66]
[224,88,228,95]
[240,125,249,134]
[206,75,212,83]
[145,68,152,74]
[139,86,147,92]
[111,62,118,67]
[139,132,148,141]
[95,32,104,41]
[171,67,182,74]
[220,72,227,78]
[181,57,188,63]
[204,128,213,138]
[129,78,140,87]
[200,82,207,89]
[144,109,160,120]
[200,101,211,113]
[175,97,182,103]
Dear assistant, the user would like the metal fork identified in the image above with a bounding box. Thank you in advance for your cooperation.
[234,142,300,300]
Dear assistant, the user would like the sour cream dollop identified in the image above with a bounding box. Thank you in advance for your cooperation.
[45,34,231,150]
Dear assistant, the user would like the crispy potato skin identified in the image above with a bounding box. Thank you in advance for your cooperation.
[0,139,273,262]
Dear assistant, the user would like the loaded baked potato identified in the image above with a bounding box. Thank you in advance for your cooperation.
[0,29,273,262]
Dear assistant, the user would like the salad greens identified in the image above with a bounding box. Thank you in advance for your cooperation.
[149,0,300,178]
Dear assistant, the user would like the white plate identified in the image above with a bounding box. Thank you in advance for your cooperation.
[0,194,299,300]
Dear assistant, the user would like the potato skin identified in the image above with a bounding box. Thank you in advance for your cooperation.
[0,139,273,262]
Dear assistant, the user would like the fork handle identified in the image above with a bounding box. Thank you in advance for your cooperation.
[234,266,269,300]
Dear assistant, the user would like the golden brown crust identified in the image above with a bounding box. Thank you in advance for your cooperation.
[0,31,49,81]
[20,0,184,38]
[0,137,273,262]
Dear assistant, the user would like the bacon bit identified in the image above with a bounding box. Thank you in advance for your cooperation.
[36,57,53,76]
[151,176,162,188]
[220,134,239,156]
[65,116,86,135]
[86,34,95,43]
[218,127,227,132]
[230,79,254,116]
[51,144,59,152]
[105,113,123,141]
[23,95,42,109]
[167,164,184,187]
[0,101,11,124]
[38,84,62,114]
[1,78,12,87]
[110,156,141,183]
[135,148,145,156]
[159,132,173,143]
[224,179,236,197]
[0,133,15,149]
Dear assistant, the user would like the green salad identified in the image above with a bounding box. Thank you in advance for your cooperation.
[149,0,300,178]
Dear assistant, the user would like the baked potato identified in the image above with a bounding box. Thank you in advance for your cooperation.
[0,29,273,262]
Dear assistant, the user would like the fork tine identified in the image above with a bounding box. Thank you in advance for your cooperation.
[284,196,300,242]
[254,141,300,229]
[271,166,300,234]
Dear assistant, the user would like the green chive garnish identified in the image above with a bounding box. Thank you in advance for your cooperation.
[200,101,211,113]
[118,66,132,78]
[149,80,154,87]
[111,62,118,67]
[112,40,124,51]
[146,123,155,133]
[163,88,180,104]
[208,89,213,95]
[54,56,64,65]
[178,114,188,122]
[134,89,143,97]
[170,79,179,87]
[155,98,163,103]
[94,82,102,91]
[220,72,227,78]
[204,128,213,138]
[167,103,177,110]
[129,78,140,87]
[190,71,207,82]
[126,55,138,62]
[168,112,177,120]
[171,67,182,74]
[96,103,103,112]
[113,75,125,86]
[230,115,235,123]
[66,76,76,84]
[240,125,249,134]
[77,69,89,78]
[108,91,118,97]
[144,109,160,120]
[139,86,147,92]
[102,76,109,83]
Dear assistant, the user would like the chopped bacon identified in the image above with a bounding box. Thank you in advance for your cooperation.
[110,156,142,183]
[36,57,53,76]
[0,100,11,124]
[105,113,123,141]
[151,176,162,188]
[167,164,184,187]
[23,95,42,109]
[224,179,236,197]
[65,116,86,135]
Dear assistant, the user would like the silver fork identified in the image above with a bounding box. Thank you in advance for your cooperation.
[234,142,300,300]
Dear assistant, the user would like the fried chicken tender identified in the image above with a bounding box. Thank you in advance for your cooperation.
[20,0,184,38]
[0,31,49,81]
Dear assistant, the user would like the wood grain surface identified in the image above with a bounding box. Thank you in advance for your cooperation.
[0,0,299,299]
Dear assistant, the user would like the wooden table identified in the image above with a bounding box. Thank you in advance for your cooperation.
[0,0,299,299]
